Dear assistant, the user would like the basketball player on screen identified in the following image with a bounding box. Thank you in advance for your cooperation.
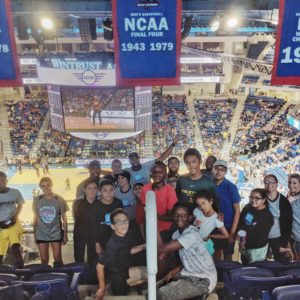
[92,96,102,125]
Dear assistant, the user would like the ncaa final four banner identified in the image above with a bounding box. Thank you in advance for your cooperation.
[0,0,22,87]
[112,0,182,86]
[271,0,300,85]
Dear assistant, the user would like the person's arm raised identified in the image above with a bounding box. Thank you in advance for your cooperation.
[156,135,180,162]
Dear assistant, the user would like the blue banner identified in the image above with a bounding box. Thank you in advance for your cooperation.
[0,0,21,87]
[112,0,181,86]
[272,0,300,85]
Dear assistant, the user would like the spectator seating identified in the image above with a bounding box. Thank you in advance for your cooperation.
[194,98,237,156]
[232,95,287,156]
[263,285,300,300]
[6,99,48,155]
[152,92,195,157]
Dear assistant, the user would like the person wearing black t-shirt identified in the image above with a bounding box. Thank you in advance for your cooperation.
[95,180,123,254]
[73,178,100,279]
[237,188,274,264]
[95,209,145,299]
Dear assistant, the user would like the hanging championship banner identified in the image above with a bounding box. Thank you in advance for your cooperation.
[271,0,300,85]
[0,0,22,87]
[112,0,181,86]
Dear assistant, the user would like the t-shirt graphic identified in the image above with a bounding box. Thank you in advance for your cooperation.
[244,212,255,226]
[39,206,57,224]
[101,213,112,225]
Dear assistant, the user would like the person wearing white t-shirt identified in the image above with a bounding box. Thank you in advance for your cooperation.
[193,190,229,242]
[157,202,217,300]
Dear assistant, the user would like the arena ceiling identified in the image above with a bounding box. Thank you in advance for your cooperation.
[11,0,279,15]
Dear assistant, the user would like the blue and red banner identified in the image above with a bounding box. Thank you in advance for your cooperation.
[112,0,181,87]
[272,0,300,85]
[0,0,22,87]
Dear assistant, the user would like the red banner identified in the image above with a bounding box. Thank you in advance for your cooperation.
[0,0,22,87]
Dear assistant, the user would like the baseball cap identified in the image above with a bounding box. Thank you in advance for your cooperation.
[213,160,228,169]
[116,170,131,181]
[87,160,101,169]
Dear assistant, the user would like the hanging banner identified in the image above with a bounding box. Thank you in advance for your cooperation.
[112,0,181,86]
[0,0,22,87]
[271,0,300,85]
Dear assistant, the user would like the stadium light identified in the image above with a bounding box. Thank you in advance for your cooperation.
[226,17,238,28]
[210,16,220,32]
[41,18,54,30]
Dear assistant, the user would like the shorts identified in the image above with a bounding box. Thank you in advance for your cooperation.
[240,244,269,263]
[0,221,24,255]
[36,239,62,244]
[212,227,235,256]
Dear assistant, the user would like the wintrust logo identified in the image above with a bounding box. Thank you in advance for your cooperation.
[74,70,104,85]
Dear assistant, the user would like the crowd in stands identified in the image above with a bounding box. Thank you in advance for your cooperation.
[152,92,196,157]
[194,98,237,156]
[39,125,146,159]
[6,99,48,155]
[232,95,286,156]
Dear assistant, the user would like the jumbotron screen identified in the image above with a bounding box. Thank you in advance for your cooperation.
[61,86,135,132]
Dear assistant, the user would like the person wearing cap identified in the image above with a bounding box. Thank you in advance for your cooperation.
[212,159,241,261]
[126,136,180,186]
[114,170,136,220]
[76,160,102,199]
[201,155,217,181]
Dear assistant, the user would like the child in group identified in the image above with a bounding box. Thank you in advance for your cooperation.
[193,190,229,255]
[95,209,146,300]
[33,177,69,266]
[95,180,123,255]
[237,188,274,264]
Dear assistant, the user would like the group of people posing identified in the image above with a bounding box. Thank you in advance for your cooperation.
[1,138,300,300]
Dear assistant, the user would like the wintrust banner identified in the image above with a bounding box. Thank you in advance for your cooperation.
[0,0,22,87]
[37,67,116,86]
[272,0,300,85]
[112,0,181,86]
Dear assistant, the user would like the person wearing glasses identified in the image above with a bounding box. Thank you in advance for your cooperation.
[264,174,293,262]
[237,188,274,264]
[95,208,146,299]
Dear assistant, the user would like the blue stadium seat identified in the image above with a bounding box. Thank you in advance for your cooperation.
[0,274,18,285]
[0,264,14,274]
[237,275,294,299]
[12,279,69,300]
[250,261,296,275]
[0,284,24,300]
[224,267,274,298]
[270,285,300,300]
[215,260,242,282]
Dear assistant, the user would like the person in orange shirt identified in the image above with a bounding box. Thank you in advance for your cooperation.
[136,161,177,241]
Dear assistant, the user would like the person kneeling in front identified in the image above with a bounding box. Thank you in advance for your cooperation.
[95,209,146,300]
[157,202,217,300]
